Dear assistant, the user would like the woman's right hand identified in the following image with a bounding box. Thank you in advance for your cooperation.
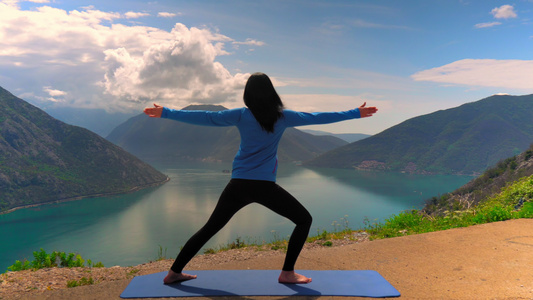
[144,103,163,118]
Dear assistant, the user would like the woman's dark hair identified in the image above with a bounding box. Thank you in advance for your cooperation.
[243,72,284,133]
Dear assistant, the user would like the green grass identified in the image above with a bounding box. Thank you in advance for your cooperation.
[155,245,168,261]
[203,236,259,254]
[365,175,533,239]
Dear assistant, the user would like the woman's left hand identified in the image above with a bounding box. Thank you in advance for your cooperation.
[359,102,378,118]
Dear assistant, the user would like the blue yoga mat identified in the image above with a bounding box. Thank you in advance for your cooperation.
[120,270,400,298]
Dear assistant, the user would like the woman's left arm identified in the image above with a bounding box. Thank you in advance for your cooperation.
[358,102,378,118]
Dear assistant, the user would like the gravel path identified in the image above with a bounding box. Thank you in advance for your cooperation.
[3,219,532,300]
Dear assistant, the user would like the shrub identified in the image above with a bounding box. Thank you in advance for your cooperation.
[7,260,31,272]
[525,149,533,161]
[66,277,94,288]
[322,241,333,247]
[518,201,533,218]
[6,249,103,273]
[473,205,512,224]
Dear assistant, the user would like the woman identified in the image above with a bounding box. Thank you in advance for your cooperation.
[144,72,377,284]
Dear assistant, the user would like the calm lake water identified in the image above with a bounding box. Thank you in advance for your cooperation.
[0,162,473,272]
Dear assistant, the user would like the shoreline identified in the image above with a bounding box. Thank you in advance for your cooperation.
[1,219,532,299]
[0,177,170,215]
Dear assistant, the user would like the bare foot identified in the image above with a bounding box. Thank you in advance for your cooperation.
[163,270,197,284]
[278,270,312,284]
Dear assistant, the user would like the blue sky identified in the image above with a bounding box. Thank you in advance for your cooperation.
[1,0,532,135]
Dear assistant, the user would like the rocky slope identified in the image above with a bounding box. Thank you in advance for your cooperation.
[0,86,168,213]
[423,144,533,215]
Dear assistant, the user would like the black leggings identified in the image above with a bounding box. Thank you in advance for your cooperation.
[170,178,312,273]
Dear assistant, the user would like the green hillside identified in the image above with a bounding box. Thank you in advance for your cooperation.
[423,143,533,215]
[106,105,348,163]
[0,86,168,213]
[306,94,533,175]
[366,144,533,239]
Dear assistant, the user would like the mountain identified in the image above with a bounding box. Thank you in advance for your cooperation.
[0,86,168,213]
[43,106,136,137]
[106,105,348,163]
[301,129,371,143]
[423,143,533,216]
[306,94,533,175]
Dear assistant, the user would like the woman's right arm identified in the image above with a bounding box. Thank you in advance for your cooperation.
[144,103,163,118]
[143,103,242,127]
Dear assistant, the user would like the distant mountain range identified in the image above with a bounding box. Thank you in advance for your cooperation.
[301,129,370,143]
[306,94,533,175]
[4,83,532,215]
[43,106,136,138]
[0,86,168,213]
[106,105,348,163]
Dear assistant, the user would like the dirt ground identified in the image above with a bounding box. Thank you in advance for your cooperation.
[7,219,533,300]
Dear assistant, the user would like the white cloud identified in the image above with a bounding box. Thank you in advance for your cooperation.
[411,59,533,90]
[1,0,18,8]
[474,22,501,28]
[102,24,249,107]
[0,3,251,112]
[475,5,516,29]
[491,5,517,19]
[44,87,66,103]
[281,94,390,113]
[276,70,414,92]
[158,12,178,18]
[350,19,414,30]
[233,38,265,46]
[44,86,67,97]
[1,0,17,6]
[124,11,150,19]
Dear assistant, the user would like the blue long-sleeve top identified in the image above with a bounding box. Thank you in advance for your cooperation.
[161,107,361,182]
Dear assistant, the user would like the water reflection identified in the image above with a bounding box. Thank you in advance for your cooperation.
[305,166,474,200]
[0,162,472,271]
